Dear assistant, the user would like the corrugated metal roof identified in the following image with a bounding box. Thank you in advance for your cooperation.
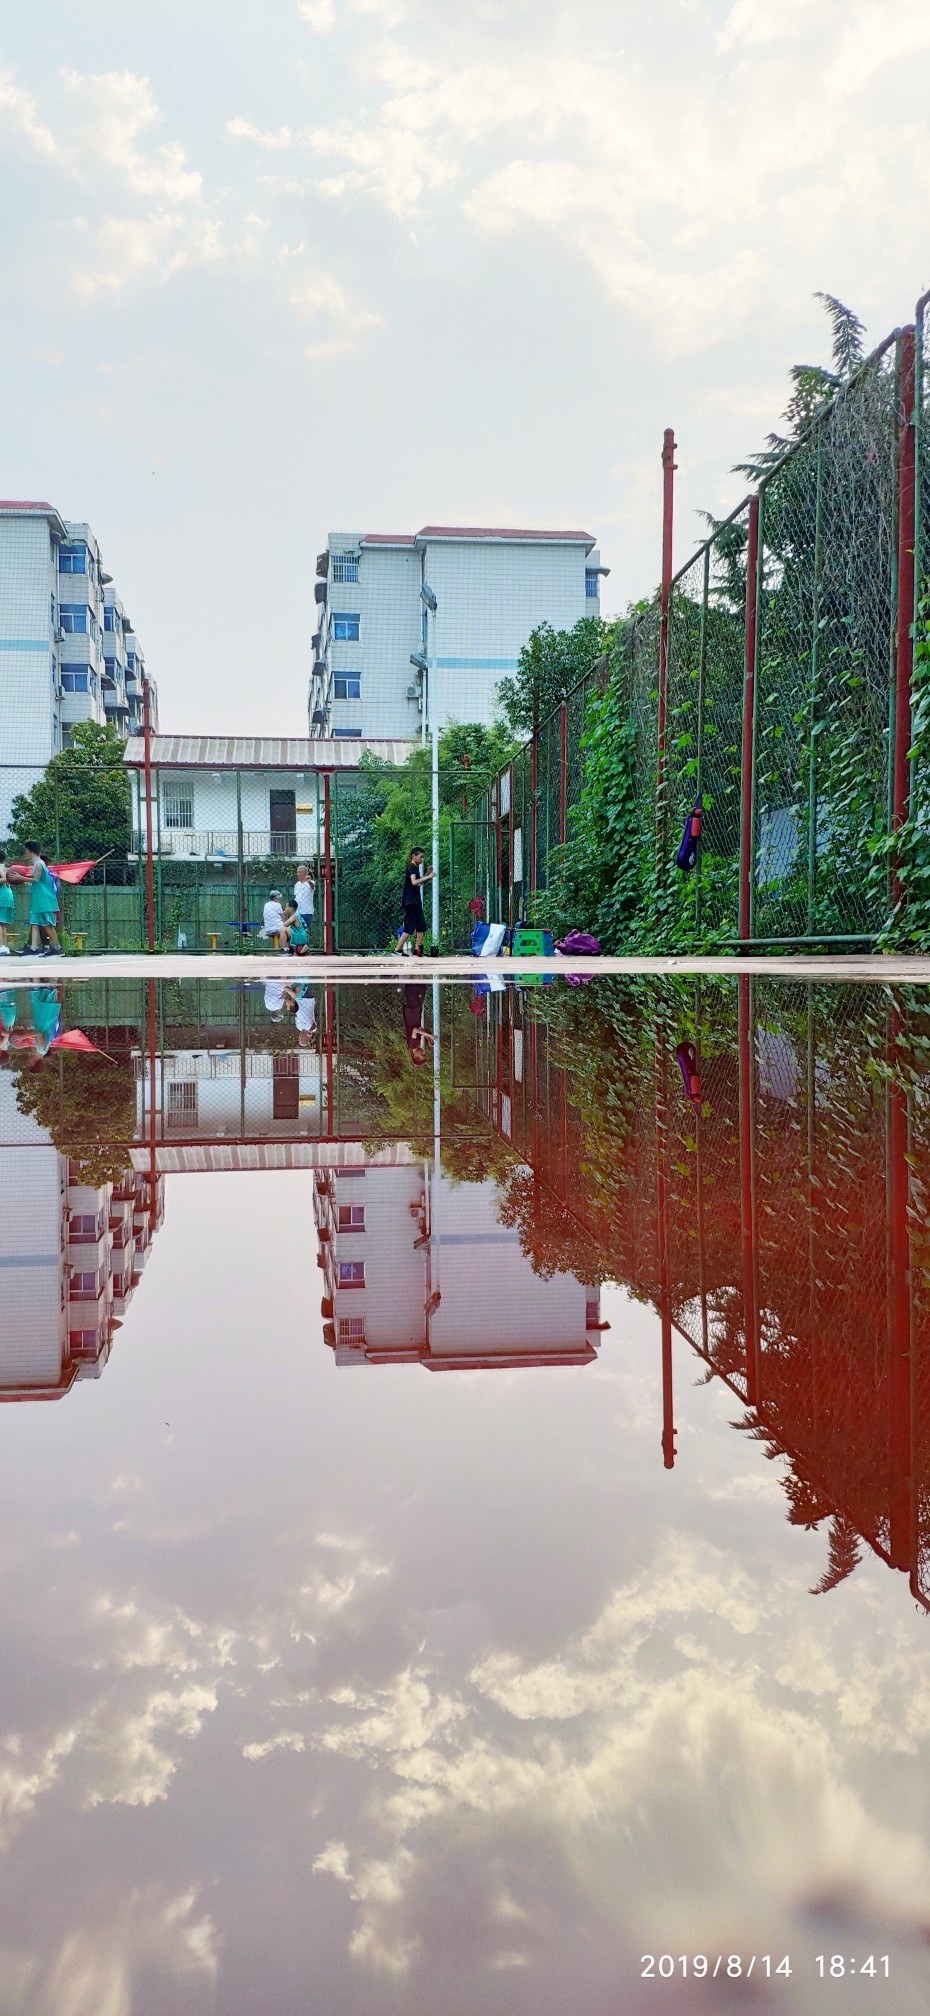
[123,736,415,769]
[130,1143,417,1173]
[360,526,596,549]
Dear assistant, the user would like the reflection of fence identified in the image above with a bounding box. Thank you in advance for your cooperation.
[476,292,928,948]
[492,978,930,1609]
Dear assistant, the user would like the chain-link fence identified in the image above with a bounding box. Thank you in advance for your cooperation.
[475,294,928,951]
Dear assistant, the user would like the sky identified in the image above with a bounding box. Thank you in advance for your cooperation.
[1,0,929,735]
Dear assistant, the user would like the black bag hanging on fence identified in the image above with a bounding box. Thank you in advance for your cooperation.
[676,795,703,872]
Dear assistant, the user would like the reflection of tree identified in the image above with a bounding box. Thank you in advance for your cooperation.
[12,1052,136,1186]
[494,1168,609,1283]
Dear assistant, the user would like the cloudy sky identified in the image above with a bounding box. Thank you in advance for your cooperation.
[1,0,928,733]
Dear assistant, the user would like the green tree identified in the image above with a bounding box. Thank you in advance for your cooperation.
[497,617,606,736]
[7,721,131,861]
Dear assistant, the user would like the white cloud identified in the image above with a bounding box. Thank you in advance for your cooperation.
[0,67,57,156]
[282,254,383,358]
[60,69,203,202]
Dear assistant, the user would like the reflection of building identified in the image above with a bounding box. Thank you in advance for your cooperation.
[0,1069,163,1401]
[311,526,607,740]
[0,501,153,842]
[314,1163,603,1371]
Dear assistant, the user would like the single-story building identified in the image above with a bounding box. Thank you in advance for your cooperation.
[123,735,414,862]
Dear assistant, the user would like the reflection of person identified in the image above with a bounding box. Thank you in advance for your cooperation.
[395,847,434,957]
[29,987,62,1060]
[262,890,287,950]
[402,983,435,1066]
[21,842,60,956]
[0,987,15,1060]
[285,985,317,1048]
[0,849,13,954]
[264,980,286,1022]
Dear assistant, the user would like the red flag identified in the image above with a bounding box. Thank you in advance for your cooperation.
[49,861,99,885]
[51,1030,104,1054]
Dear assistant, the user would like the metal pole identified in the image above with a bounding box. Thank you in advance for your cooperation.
[739,495,761,941]
[893,324,917,912]
[236,768,245,948]
[738,974,759,1407]
[559,701,568,846]
[142,676,155,953]
[147,978,158,1230]
[530,728,538,896]
[656,1031,676,1469]
[431,978,441,1318]
[695,547,709,938]
[321,770,334,954]
[657,427,677,868]
[806,437,825,936]
[431,607,440,946]
[887,1001,912,1570]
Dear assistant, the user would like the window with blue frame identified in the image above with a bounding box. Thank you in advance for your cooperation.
[60,605,90,633]
[338,1261,365,1287]
[59,544,87,574]
[331,555,359,583]
[334,676,361,700]
[104,606,119,631]
[585,569,599,597]
[62,671,89,692]
[332,612,360,641]
[333,727,363,739]
[127,650,135,668]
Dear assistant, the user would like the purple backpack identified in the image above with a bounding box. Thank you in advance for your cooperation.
[556,930,601,985]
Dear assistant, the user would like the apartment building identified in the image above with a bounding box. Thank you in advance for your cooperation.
[0,1065,163,1400]
[310,526,607,741]
[314,1161,602,1370]
[0,501,155,841]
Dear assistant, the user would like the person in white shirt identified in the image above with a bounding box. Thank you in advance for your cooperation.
[293,865,315,940]
[262,890,287,949]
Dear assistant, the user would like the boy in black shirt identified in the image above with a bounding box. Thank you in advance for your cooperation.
[394,847,433,956]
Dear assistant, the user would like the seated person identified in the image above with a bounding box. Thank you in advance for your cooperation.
[283,902,310,956]
[262,890,287,949]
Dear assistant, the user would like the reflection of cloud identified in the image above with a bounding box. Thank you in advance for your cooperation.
[82,1683,218,1809]
[0,1886,217,2016]
[250,1531,930,1977]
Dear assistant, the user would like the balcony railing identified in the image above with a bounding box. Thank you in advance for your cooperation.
[131,830,317,859]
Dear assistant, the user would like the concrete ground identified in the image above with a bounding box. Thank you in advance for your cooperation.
[2,952,930,984]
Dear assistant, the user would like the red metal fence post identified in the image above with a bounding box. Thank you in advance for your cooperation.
[142,676,156,953]
[508,761,515,928]
[893,324,918,911]
[559,700,568,846]
[321,769,334,954]
[738,974,759,1407]
[887,1001,913,1573]
[739,495,761,941]
[530,728,538,896]
[657,428,677,862]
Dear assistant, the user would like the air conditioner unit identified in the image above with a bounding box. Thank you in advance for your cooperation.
[405,683,420,700]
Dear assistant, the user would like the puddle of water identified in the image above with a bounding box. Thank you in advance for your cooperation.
[0,974,928,2013]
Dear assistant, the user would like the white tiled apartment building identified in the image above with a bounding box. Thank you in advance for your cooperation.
[0,1067,163,1400]
[0,501,155,842]
[310,526,607,742]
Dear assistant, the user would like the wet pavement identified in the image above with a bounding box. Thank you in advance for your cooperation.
[0,973,928,2014]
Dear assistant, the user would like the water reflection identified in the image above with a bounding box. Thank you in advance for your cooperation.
[2,974,929,1613]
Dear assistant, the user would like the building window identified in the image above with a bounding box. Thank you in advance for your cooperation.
[333,728,362,740]
[69,1328,99,1350]
[166,1081,198,1124]
[104,606,119,631]
[62,671,89,693]
[338,1261,365,1288]
[585,569,599,597]
[335,1167,364,1179]
[70,1213,101,1239]
[338,1204,365,1230]
[331,555,359,583]
[127,650,135,670]
[163,790,194,829]
[334,677,361,700]
[70,1271,100,1298]
[339,1316,366,1344]
[59,544,87,574]
[332,612,360,642]
[103,657,116,681]
[60,604,91,633]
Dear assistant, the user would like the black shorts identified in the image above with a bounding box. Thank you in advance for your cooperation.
[402,904,427,935]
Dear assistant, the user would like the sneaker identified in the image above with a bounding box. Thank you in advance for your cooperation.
[0,945,9,955]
